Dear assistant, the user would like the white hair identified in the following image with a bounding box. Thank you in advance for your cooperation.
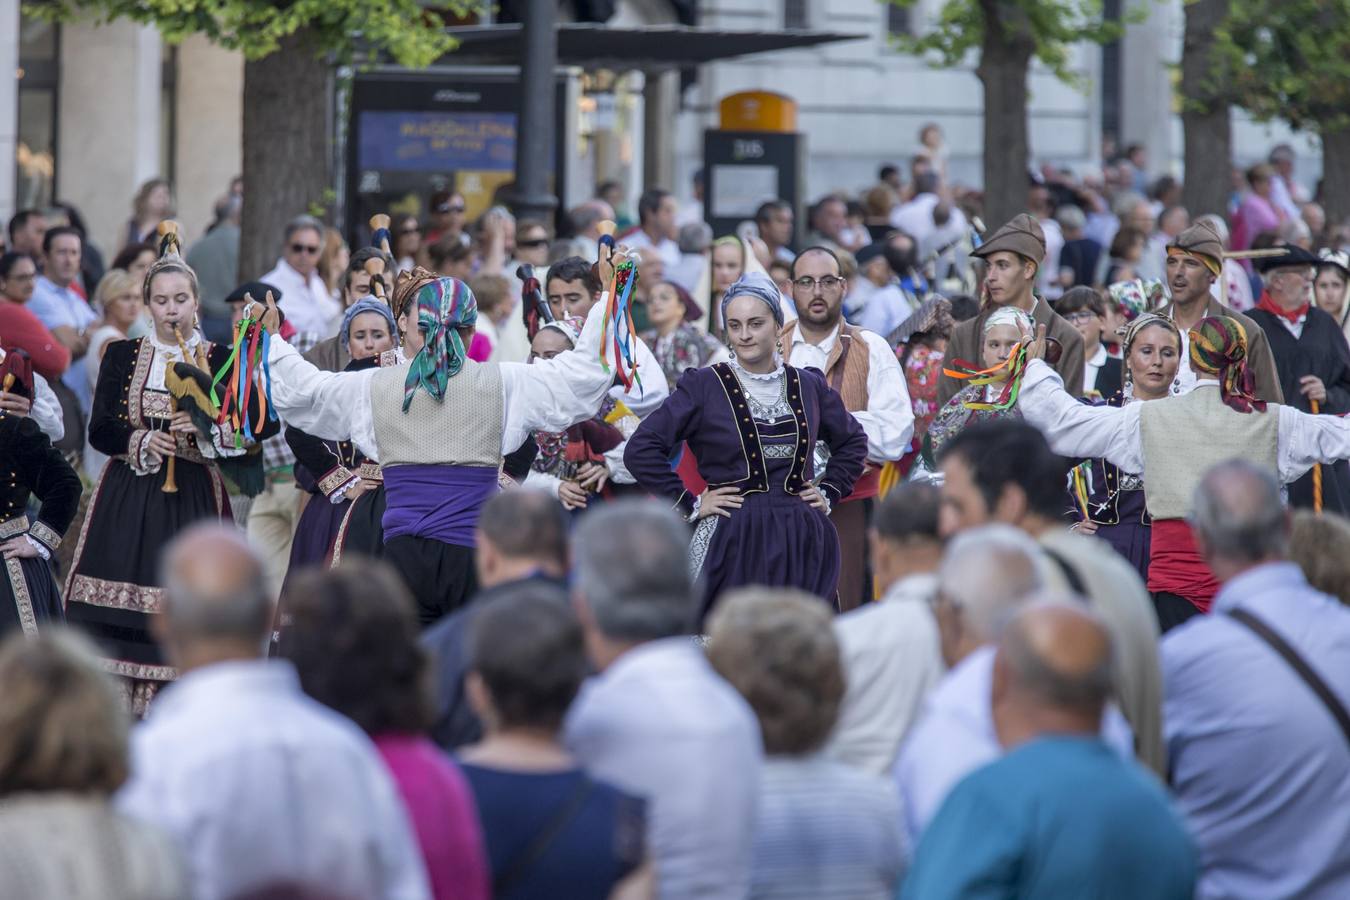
[939,525,1046,643]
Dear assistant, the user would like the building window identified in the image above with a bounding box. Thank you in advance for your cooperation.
[887,2,913,37]
[784,0,808,29]
[16,16,59,210]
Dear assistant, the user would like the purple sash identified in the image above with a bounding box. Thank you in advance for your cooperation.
[382,464,499,548]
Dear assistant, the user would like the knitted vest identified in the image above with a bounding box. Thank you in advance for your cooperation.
[780,322,872,412]
[369,362,504,467]
[1138,386,1279,519]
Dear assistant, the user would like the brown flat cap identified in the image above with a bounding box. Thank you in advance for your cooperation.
[1167,220,1225,265]
[971,213,1046,265]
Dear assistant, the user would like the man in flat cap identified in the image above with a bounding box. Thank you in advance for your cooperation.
[1246,242,1350,513]
[1162,220,1282,401]
[937,214,1085,406]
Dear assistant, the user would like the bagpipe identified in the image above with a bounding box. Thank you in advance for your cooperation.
[163,299,278,497]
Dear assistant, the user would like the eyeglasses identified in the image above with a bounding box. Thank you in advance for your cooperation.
[398,227,421,236]
[1065,311,1100,324]
[440,205,466,214]
[518,238,550,249]
[290,243,320,255]
[792,275,845,292]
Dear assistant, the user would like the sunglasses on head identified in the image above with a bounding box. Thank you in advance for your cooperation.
[290,243,320,255]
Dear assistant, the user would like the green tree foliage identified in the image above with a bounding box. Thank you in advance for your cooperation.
[891,0,1122,85]
[26,0,460,65]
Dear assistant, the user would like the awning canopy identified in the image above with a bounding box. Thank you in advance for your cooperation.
[440,23,865,71]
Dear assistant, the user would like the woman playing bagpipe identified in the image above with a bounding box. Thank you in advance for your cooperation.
[64,222,276,712]
[623,272,868,621]
[259,248,648,626]
[0,347,82,636]
[280,298,396,592]
[1066,314,1183,583]
[523,317,636,511]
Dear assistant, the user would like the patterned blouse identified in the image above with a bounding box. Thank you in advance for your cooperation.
[641,324,727,391]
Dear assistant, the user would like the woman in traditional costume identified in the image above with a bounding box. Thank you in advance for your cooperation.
[261,262,637,626]
[640,280,728,392]
[1018,315,1350,631]
[0,348,82,636]
[522,318,637,512]
[64,224,275,711]
[624,272,867,620]
[1067,314,1182,582]
[281,298,396,589]
[925,306,1031,458]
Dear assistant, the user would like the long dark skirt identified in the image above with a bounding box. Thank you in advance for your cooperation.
[382,534,477,627]
[692,486,840,626]
[280,492,351,594]
[64,456,230,714]
[1093,489,1152,584]
[2,555,64,636]
[331,483,386,565]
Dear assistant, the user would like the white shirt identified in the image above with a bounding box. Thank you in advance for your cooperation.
[264,296,667,462]
[28,275,97,410]
[261,259,341,341]
[852,282,919,340]
[564,637,762,900]
[1038,217,1066,300]
[1018,358,1350,483]
[622,228,682,271]
[826,573,945,775]
[30,373,63,443]
[890,195,940,247]
[1083,343,1109,395]
[893,645,1134,845]
[788,324,914,461]
[117,660,430,900]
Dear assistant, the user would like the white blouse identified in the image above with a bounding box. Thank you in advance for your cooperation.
[265,297,665,462]
[1018,359,1350,483]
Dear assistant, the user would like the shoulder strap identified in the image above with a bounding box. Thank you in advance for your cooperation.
[1041,546,1088,597]
[494,775,596,894]
[1228,607,1350,748]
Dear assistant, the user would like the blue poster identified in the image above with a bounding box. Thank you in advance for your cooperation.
[358,111,517,172]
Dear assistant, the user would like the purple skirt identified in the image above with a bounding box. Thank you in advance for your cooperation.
[281,493,351,596]
[693,486,840,624]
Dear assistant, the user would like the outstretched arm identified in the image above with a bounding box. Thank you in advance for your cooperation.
[1017,358,1144,473]
[1277,404,1350,483]
[266,337,379,458]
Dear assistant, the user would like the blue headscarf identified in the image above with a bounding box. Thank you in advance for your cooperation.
[340,297,398,352]
[720,271,785,329]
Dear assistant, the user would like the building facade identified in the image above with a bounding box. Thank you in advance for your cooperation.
[0,0,1322,260]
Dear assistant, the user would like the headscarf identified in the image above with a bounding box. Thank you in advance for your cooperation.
[1188,315,1266,413]
[538,316,583,350]
[340,297,397,352]
[401,274,478,412]
[1108,278,1164,322]
[983,305,1032,334]
[1120,312,1180,357]
[719,271,785,330]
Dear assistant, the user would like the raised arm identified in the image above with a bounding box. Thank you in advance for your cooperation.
[1277,404,1350,483]
[266,337,378,457]
[1017,359,1143,472]
[498,295,651,453]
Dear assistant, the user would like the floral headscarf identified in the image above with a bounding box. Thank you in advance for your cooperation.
[1108,278,1164,322]
[401,275,478,412]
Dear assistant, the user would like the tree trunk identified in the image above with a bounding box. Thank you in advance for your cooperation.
[1179,0,1231,222]
[239,30,332,283]
[976,0,1035,230]
[1321,125,1350,231]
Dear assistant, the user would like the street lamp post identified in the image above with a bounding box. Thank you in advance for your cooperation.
[512,0,559,225]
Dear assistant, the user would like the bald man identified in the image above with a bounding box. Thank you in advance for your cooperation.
[903,604,1197,900]
[118,523,432,900]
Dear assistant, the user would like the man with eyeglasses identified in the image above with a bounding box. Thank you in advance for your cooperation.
[780,246,914,612]
[936,214,1085,407]
[1247,242,1350,513]
[261,215,340,343]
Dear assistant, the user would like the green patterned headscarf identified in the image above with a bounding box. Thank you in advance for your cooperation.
[402,275,478,411]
